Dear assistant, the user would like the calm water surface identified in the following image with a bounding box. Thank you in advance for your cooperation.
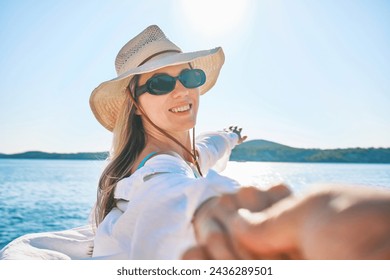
[0,159,104,249]
[1,159,389,249]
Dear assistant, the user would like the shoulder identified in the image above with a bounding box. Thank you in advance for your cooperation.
[114,153,195,200]
[132,152,194,177]
[144,152,195,176]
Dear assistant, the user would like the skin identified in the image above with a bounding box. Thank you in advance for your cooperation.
[183,184,390,260]
[131,63,247,173]
[131,63,200,172]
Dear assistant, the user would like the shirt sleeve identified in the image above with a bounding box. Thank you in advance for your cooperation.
[196,131,239,174]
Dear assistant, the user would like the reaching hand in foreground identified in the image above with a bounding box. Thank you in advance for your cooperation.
[184,184,390,260]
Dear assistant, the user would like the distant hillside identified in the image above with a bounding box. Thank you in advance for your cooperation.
[0,151,109,160]
[1,140,389,163]
[230,140,390,163]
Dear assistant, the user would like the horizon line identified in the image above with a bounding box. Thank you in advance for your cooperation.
[1,139,390,155]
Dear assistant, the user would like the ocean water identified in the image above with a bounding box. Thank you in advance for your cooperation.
[1,159,390,249]
[0,159,104,250]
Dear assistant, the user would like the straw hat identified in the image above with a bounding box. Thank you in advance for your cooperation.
[89,25,225,131]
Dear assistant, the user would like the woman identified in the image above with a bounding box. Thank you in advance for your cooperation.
[89,25,246,259]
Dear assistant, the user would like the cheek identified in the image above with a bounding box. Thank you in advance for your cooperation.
[138,96,168,122]
[193,93,200,112]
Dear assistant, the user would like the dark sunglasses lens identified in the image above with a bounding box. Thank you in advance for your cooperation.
[148,75,175,95]
[180,69,206,88]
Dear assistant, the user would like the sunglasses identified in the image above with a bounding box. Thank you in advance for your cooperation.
[134,68,206,98]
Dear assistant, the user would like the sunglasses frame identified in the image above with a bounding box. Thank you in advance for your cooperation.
[134,68,206,98]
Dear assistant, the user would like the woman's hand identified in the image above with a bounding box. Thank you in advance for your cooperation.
[225,126,247,144]
[185,184,292,259]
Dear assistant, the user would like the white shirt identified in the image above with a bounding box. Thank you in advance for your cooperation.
[91,131,240,259]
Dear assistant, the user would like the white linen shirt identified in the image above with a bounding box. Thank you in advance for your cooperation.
[91,131,240,259]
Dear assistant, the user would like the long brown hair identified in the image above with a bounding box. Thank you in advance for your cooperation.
[94,69,203,226]
[94,77,144,226]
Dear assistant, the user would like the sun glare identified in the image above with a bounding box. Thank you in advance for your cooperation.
[177,0,251,39]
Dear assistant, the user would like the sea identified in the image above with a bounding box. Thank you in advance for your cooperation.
[1,159,390,250]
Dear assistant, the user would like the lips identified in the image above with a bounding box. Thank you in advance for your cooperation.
[169,104,192,113]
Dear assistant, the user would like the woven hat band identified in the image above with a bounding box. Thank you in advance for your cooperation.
[138,50,181,67]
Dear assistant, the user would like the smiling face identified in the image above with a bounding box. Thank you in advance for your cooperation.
[136,64,200,134]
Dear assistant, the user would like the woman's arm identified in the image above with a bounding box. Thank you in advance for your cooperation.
[196,126,247,174]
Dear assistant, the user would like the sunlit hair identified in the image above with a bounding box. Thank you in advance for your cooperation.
[93,63,201,227]
[94,76,144,226]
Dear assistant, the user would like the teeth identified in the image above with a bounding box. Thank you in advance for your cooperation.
[170,104,191,113]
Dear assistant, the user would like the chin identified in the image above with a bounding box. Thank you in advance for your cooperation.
[174,120,197,132]
[180,123,196,132]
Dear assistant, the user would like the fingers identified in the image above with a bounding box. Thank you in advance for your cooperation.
[193,185,293,260]
[234,184,292,212]
[182,246,209,260]
[224,125,247,144]
[227,196,301,258]
[235,187,271,212]
[225,125,238,133]
[193,195,241,259]
[267,184,293,204]
[194,196,235,242]
[206,194,254,259]
[193,196,236,238]
[193,193,259,259]
[182,245,249,260]
[202,222,238,259]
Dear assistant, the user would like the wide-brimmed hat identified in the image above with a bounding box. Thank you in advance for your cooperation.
[89,25,225,131]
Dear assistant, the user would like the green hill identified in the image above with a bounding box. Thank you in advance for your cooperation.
[230,140,390,163]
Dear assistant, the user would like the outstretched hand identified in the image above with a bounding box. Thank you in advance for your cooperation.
[225,126,247,144]
[185,184,292,259]
[184,184,390,260]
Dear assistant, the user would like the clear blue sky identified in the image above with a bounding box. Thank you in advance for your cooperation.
[0,0,389,153]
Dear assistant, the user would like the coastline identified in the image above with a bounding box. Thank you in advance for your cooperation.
[1,138,390,164]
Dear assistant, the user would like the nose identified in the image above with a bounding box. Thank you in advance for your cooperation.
[171,80,189,98]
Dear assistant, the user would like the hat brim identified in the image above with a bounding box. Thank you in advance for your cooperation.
[90,47,225,131]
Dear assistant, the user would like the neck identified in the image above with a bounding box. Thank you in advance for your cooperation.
[144,127,194,162]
